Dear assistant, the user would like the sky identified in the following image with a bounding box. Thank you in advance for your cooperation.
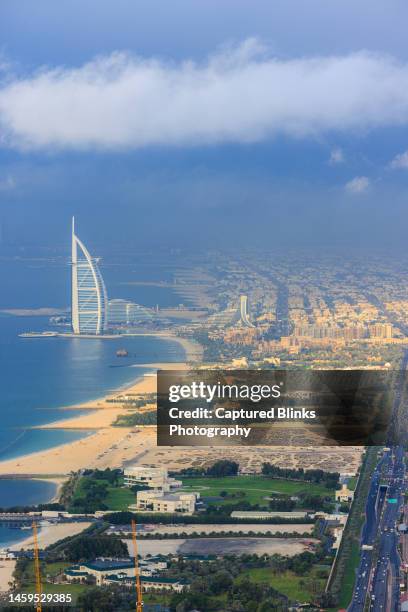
[1,0,408,250]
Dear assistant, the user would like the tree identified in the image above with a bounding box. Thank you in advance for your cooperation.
[206,460,239,477]
[210,570,233,594]
[62,536,128,562]
[257,600,278,612]
[170,592,209,611]
[77,585,134,611]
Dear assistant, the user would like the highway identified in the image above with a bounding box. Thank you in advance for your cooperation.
[349,447,405,611]
[369,446,405,611]
[349,353,408,611]
[349,451,388,611]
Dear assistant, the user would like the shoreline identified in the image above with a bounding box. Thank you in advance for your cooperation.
[32,476,67,503]
[42,332,202,414]
[11,521,93,552]
[0,334,199,477]
[0,378,154,475]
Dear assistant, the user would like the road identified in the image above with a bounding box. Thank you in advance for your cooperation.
[349,447,405,611]
[349,350,408,611]
[349,451,388,611]
[369,446,405,611]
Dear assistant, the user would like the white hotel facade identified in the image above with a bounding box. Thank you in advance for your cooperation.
[71,217,108,335]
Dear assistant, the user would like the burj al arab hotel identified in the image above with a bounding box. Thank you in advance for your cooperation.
[71,217,108,335]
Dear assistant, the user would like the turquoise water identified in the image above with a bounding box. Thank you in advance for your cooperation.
[0,323,184,526]
[0,250,189,553]
[0,315,185,462]
[0,479,57,509]
[0,253,187,519]
[0,479,57,547]
[0,428,95,462]
[0,524,35,547]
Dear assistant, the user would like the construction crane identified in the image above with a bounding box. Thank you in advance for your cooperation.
[131,519,143,612]
[32,521,42,612]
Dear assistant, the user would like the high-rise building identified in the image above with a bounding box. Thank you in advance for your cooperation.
[108,298,153,326]
[71,217,108,335]
[368,323,393,339]
[240,295,255,327]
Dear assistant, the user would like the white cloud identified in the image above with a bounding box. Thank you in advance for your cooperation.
[345,176,370,194]
[390,150,408,169]
[329,148,344,164]
[2,42,408,150]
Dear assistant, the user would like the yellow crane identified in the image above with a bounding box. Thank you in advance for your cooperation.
[131,519,143,612]
[32,521,42,612]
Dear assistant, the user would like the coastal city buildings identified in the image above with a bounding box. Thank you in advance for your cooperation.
[123,466,182,491]
[124,466,198,514]
[3,248,408,608]
[108,299,153,326]
[133,489,198,514]
[240,294,254,327]
[71,217,108,335]
[335,483,355,503]
[63,559,187,592]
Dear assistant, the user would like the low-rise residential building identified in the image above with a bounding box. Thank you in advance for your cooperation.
[123,466,181,492]
[64,558,169,586]
[65,560,135,586]
[131,490,198,514]
[105,575,189,592]
[335,484,354,503]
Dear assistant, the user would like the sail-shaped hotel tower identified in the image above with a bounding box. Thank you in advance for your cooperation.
[71,217,108,335]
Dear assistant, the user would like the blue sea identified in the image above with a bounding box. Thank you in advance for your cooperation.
[0,314,184,462]
[0,251,187,540]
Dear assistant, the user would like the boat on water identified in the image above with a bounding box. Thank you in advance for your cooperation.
[116,348,129,357]
[19,331,58,338]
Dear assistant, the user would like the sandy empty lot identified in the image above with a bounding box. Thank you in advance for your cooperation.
[125,536,317,557]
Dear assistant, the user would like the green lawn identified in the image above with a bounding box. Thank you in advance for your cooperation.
[43,561,70,578]
[105,485,135,510]
[70,476,134,511]
[181,475,332,505]
[70,473,333,512]
[19,561,74,586]
[143,592,172,605]
[236,568,325,603]
[19,582,89,603]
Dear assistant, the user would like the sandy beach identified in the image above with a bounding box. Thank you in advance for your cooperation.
[0,519,89,593]
[0,332,362,480]
[14,521,93,551]
[0,363,178,477]
[0,560,15,592]
[0,334,200,478]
